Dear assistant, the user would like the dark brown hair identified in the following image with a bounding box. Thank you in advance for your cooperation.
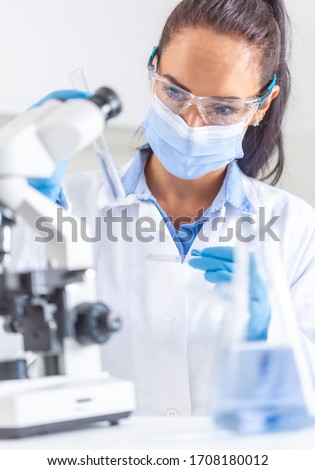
[157,0,291,184]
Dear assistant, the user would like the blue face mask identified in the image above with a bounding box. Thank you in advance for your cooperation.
[141,95,246,180]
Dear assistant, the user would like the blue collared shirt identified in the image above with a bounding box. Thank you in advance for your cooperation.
[121,144,254,259]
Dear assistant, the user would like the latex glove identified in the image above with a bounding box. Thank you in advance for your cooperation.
[189,247,271,341]
[28,159,69,205]
[28,90,92,204]
[31,89,92,108]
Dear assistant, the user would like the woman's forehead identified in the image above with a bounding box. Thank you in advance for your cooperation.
[159,27,261,98]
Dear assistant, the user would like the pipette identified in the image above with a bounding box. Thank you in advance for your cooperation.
[145,254,181,263]
[68,68,125,201]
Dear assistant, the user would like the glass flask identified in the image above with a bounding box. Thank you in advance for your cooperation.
[210,243,315,434]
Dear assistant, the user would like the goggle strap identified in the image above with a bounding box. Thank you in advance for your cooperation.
[268,73,277,91]
[258,73,277,108]
[148,46,159,67]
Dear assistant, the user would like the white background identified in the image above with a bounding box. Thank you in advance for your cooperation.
[0,0,314,206]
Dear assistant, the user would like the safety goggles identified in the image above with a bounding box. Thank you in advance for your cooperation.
[147,47,277,126]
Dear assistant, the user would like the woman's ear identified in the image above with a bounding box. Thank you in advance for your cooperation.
[249,84,280,126]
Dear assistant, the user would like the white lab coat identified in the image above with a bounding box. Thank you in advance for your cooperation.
[7,160,315,416]
[60,160,315,415]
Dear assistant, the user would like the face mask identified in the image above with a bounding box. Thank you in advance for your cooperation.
[141,95,246,180]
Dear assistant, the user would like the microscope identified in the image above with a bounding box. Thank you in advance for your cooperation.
[0,89,136,438]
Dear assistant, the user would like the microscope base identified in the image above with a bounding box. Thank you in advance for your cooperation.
[0,372,136,439]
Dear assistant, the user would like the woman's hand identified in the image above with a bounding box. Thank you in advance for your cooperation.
[27,90,92,205]
[189,246,271,341]
[30,90,91,108]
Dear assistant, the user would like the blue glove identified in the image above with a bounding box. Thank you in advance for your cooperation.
[28,159,69,205]
[31,89,92,108]
[28,90,92,204]
[189,247,271,341]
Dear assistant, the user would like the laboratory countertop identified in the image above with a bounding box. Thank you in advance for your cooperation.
[0,416,315,450]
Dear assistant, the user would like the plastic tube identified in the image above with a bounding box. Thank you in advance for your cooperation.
[68,68,125,201]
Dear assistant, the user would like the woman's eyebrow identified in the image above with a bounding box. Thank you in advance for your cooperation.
[161,74,242,100]
[162,74,192,92]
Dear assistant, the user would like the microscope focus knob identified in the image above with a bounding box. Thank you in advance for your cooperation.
[74,302,121,346]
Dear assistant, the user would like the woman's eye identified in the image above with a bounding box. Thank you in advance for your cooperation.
[213,105,239,116]
[163,86,186,101]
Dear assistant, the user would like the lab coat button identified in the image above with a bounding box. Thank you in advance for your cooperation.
[166,408,179,417]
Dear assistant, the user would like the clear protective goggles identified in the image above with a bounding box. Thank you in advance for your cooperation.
[147,47,277,126]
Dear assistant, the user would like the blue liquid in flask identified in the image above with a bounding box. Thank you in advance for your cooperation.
[211,344,315,434]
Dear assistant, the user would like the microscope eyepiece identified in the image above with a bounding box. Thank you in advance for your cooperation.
[90,87,122,121]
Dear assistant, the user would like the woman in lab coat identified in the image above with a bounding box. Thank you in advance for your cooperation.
[22,0,315,415]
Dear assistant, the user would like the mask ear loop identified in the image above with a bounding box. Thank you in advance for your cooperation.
[245,103,261,129]
[253,119,261,127]
[238,103,260,135]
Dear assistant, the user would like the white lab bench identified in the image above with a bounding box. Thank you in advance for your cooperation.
[0,416,315,450]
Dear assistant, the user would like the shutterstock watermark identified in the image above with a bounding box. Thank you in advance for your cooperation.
[34,207,280,244]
